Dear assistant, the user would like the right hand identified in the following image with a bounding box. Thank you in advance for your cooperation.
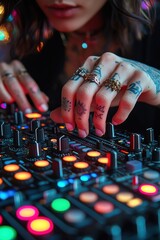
[0,60,49,113]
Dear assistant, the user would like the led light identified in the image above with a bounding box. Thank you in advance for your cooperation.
[27,217,54,236]
[51,198,70,212]
[87,151,101,157]
[127,198,143,208]
[139,183,158,196]
[0,215,3,224]
[57,179,68,188]
[102,184,120,195]
[4,164,20,172]
[80,174,90,182]
[25,113,42,119]
[16,205,39,221]
[116,192,133,203]
[34,160,49,167]
[98,157,109,164]
[0,178,3,185]
[74,162,89,169]
[0,225,17,240]
[14,171,32,181]
[62,155,77,163]
[79,192,98,203]
[94,201,114,214]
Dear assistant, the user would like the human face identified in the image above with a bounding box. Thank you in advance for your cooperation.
[35,0,107,32]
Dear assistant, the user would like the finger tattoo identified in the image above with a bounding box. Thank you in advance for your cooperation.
[127,81,142,97]
[95,104,105,119]
[93,65,102,79]
[76,100,87,119]
[62,97,71,112]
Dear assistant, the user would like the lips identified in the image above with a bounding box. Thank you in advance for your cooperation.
[46,3,79,18]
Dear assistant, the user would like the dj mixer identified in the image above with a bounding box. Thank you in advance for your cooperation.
[0,105,160,240]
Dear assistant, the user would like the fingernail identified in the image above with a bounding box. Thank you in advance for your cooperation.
[95,129,104,136]
[24,108,32,114]
[112,120,118,125]
[78,129,87,138]
[65,123,74,131]
[39,103,48,112]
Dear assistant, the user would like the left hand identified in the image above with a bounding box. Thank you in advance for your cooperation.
[50,52,160,138]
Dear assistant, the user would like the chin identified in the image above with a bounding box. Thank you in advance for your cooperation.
[50,20,84,33]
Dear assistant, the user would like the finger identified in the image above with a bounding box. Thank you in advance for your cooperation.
[112,71,150,125]
[0,63,33,112]
[0,75,14,103]
[2,72,33,112]
[11,60,49,112]
[75,53,124,137]
[61,56,99,131]
[93,60,135,136]
[50,107,64,123]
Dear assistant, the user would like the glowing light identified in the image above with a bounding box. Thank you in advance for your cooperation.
[139,184,158,196]
[0,178,3,185]
[16,205,39,221]
[116,192,133,203]
[14,171,32,181]
[80,174,90,182]
[4,164,20,172]
[0,5,4,15]
[79,192,98,203]
[0,225,17,240]
[0,215,3,225]
[27,217,54,236]
[51,198,70,212]
[0,26,10,42]
[127,198,143,208]
[34,160,49,167]
[74,162,89,169]
[98,157,109,164]
[102,184,120,195]
[0,103,7,109]
[82,42,88,49]
[57,180,68,188]
[62,155,77,163]
[51,138,57,143]
[87,151,101,157]
[94,201,114,214]
[25,113,42,119]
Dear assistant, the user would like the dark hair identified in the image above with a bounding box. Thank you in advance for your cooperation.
[0,0,154,58]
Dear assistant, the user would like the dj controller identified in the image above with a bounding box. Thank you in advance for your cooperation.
[0,104,160,240]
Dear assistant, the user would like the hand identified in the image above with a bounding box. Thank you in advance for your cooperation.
[0,60,49,113]
[51,52,160,138]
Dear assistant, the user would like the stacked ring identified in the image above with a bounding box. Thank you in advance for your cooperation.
[17,69,28,77]
[1,72,15,80]
[103,78,121,92]
[84,73,100,86]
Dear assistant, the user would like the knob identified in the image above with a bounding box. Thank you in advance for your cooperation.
[30,119,40,132]
[57,135,69,153]
[3,123,12,138]
[35,127,45,143]
[14,111,24,125]
[13,129,23,148]
[152,147,160,162]
[105,122,115,139]
[28,140,42,158]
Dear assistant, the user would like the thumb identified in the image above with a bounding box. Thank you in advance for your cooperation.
[50,107,64,123]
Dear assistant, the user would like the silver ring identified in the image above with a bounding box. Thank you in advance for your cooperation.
[84,73,100,86]
[17,69,28,77]
[103,78,121,92]
[71,67,88,81]
[1,72,16,80]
